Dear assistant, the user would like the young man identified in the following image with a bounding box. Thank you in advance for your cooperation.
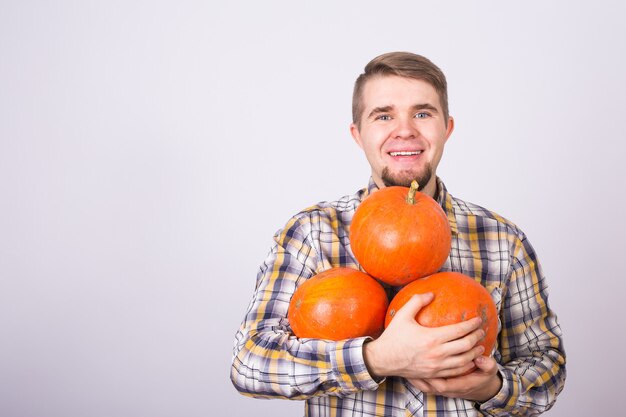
[231,52,566,416]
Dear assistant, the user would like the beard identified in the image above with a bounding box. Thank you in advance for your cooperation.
[381,165,433,190]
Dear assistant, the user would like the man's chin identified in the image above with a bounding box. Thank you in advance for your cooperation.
[381,168,432,190]
[381,177,415,188]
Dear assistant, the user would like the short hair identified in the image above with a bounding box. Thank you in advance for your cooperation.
[352,52,449,128]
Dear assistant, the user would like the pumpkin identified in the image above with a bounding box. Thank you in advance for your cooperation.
[350,181,452,286]
[288,267,389,340]
[385,271,498,357]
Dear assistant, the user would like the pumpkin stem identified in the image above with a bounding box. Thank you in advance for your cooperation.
[406,180,420,205]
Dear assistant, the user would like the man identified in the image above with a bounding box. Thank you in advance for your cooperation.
[231,52,566,416]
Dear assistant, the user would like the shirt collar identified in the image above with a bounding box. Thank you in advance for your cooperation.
[364,177,379,197]
[435,177,459,235]
[362,177,458,235]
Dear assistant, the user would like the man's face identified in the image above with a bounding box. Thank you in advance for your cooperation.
[350,75,454,197]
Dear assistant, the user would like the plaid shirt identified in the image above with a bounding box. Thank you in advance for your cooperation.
[231,178,566,416]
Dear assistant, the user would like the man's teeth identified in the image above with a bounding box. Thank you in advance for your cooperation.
[390,151,422,156]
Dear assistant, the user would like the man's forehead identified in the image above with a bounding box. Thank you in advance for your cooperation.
[361,75,440,108]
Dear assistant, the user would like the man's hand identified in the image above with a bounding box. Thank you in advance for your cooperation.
[408,355,503,402]
[363,293,486,381]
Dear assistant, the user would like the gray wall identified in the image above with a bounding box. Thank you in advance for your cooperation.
[1,1,624,416]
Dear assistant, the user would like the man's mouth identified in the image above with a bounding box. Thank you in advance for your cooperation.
[389,151,423,156]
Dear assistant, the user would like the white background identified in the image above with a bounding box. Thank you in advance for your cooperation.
[1,1,624,416]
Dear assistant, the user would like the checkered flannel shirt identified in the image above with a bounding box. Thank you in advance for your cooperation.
[231,178,566,416]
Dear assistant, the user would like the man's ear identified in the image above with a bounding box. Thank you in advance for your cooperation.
[445,116,455,142]
[350,123,364,149]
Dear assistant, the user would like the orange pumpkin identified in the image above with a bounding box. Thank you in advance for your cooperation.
[288,267,389,340]
[385,271,498,357]
[350,181,451,286]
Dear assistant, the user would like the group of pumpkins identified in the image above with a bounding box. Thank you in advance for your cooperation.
[288,181,498,357]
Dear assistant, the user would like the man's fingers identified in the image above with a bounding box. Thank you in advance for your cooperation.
[407,378,434,393]
[474,355,498,373]
[432,316,484,343]
[438,344,485,373]
[441,326,486,354]
[432,360,478,379]
[391,293,434,321]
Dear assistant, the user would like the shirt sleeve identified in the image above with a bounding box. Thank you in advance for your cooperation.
[479,235,566,415]
[230,215,380,399]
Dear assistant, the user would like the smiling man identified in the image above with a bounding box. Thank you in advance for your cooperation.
[350,74,453,195]
[231,52,566,416]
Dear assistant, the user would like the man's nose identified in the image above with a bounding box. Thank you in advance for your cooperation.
[392,117,418,139]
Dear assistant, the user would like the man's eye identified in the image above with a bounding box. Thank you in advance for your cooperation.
[415,112,430,119]
[376,115,391,121]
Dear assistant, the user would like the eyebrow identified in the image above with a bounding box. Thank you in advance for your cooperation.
[367,106,394,119]
[412,103,439,113]
[367,103,439,120]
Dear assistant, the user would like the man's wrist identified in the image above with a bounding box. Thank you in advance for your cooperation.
[363,340,386,381]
